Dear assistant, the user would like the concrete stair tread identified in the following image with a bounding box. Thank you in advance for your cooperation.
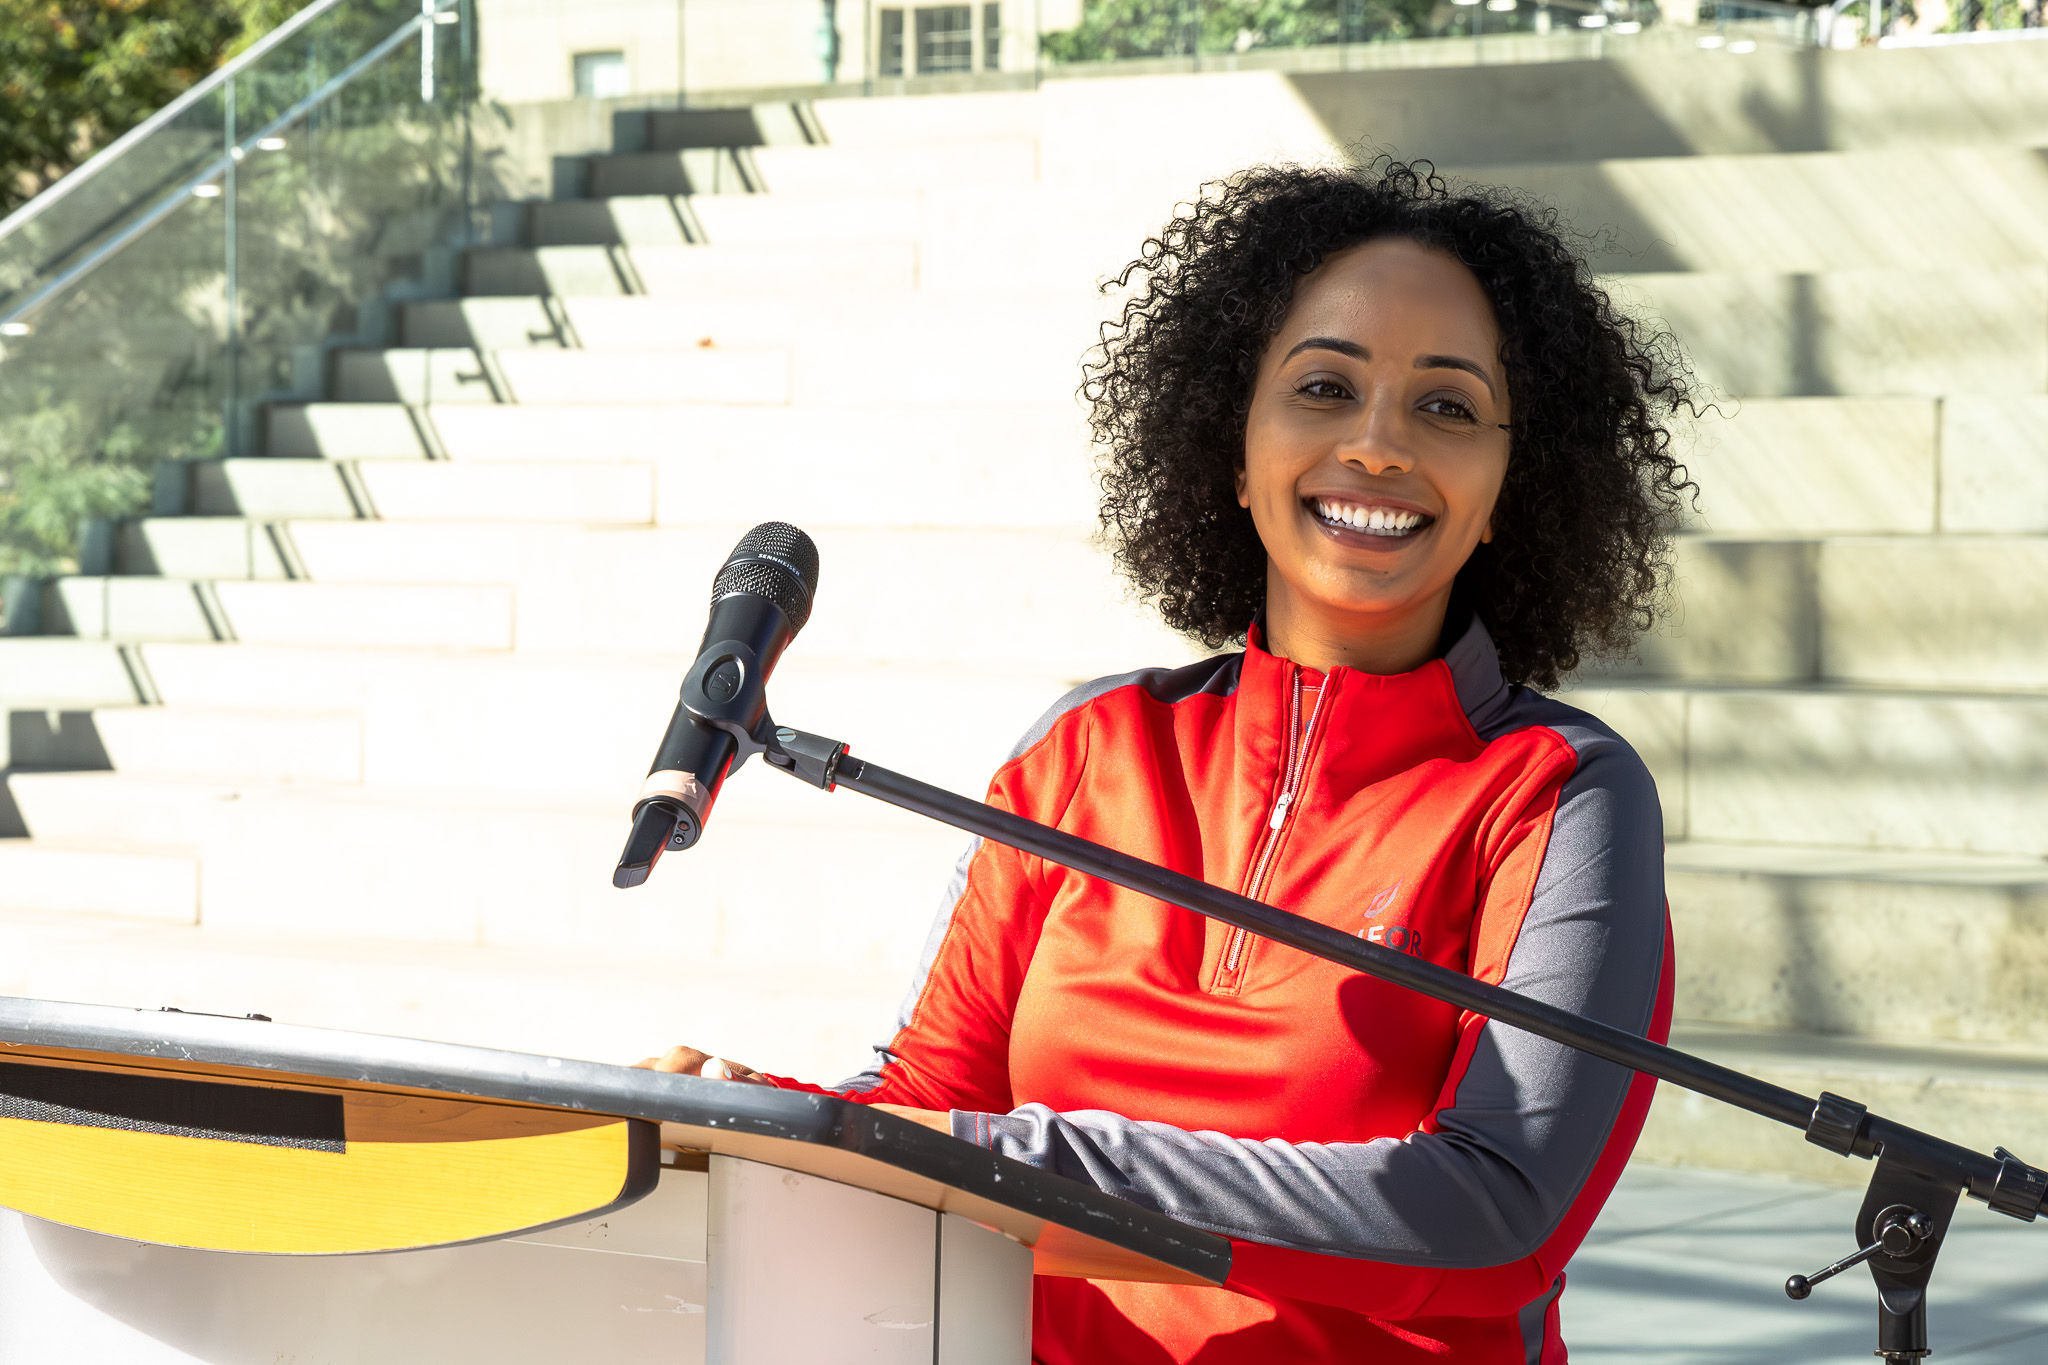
[0,907,899,1080]
[1667,840,2048,886]
[1674,1022,2048,1086]
[1642,1025,2048,1185]
[0,837,200,923]
[31,576,516,651]
[9,704,365,784]
[0,638,144,705]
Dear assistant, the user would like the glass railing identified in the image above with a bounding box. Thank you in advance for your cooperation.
[0,0,479,580]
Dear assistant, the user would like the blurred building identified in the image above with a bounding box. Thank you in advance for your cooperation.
[476,0,1081,101]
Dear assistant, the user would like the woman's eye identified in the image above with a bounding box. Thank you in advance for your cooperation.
[1420,394,1479,423]
[1295,378,1353,401]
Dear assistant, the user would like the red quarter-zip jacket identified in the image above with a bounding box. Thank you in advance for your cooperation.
[768,618,1673,1363]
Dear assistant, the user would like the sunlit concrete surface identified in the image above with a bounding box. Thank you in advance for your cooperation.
[1567,1164,2048,1363]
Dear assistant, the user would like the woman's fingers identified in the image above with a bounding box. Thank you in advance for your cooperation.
[628,1046,767,1082]
[873,1103,953,1133]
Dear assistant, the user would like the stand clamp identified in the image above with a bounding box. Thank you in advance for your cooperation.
[1987,1146,2048,1222]
[1784,1154,1960,1363]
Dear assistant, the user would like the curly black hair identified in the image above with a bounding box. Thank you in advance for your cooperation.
[1088,159,1698,691]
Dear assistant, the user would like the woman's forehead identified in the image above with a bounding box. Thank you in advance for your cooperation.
[1276,240,1500,358]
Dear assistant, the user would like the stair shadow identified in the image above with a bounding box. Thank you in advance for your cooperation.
[1737,47,1831,155]
[4,710,114,774]
[0,777,26,838]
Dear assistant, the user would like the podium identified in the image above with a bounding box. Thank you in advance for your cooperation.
[0,996,1227,1363]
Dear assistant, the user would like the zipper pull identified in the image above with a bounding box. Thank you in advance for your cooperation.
[1268,791,1293,830]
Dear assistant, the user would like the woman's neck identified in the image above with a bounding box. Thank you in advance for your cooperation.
[1262,583,1453,677]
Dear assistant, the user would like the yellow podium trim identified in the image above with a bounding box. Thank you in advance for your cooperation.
[0,1053,656,1254]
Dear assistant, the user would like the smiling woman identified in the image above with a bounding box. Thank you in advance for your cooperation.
[1096,159,1698,690]
[645,159,1697,1365]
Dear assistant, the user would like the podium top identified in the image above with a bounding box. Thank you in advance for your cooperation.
[0,995,1230,1286]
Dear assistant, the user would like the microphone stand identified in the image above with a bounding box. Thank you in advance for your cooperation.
[737,722,2048,1363]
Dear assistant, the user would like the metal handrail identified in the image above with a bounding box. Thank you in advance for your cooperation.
[0,13,429,330]
[0,0,356,247]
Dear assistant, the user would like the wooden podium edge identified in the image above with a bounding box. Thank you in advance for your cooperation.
[0,996,1232,1287]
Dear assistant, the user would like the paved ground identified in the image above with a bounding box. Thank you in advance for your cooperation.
[1567,1164,2048,1363]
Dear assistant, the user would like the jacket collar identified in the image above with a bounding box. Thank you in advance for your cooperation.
[1244,614,1511,736]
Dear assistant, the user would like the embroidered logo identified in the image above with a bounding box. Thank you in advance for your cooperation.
[1361,880,1404,921]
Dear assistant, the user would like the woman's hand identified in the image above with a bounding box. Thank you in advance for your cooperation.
[873,1103,953,1134]
[628,1054,950,1134]
[632,1045,768,1083]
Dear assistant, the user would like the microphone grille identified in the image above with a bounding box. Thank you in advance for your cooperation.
[712,522,820,632]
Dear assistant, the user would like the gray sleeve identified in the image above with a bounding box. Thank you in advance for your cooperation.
[950,721,1668,1268]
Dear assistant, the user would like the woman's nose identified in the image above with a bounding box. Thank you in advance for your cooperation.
[1335,398,1416,476]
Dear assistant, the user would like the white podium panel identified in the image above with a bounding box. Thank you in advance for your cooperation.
[0,1165,710,1365]
[707,1155,1032,1365]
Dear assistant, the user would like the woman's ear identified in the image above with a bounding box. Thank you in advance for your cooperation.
[1234,463,1249,508]
[1480,517,1495,545]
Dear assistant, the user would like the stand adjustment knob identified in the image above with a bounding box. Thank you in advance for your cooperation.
[1785,1206,1931,1301]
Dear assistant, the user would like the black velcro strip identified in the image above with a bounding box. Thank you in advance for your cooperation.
[0,1059,345,1152]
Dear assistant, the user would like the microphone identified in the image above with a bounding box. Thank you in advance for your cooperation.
[612,522,820,889]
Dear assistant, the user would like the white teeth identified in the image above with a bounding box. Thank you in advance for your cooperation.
[1314,498,1426,537]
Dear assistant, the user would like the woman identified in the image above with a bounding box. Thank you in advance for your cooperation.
[643,160,1696,1363]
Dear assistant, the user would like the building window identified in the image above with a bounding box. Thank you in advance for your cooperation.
[879,8,906,75]
[572,51,629,98]
[916,5,974,73]
[983,2,1001,68]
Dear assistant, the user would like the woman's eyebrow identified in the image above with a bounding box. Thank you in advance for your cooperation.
[1283,336,1369,363]
[1416,354,1497,399]
[1285,338,1499,402]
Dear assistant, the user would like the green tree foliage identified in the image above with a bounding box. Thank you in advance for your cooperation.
[0,0,301,214]
[1041,0,1439,61]
[0,406,153,576]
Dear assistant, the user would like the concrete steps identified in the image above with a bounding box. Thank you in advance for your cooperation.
[1666,841,2048,1048]
[1615,268,2048,398]
[279,522,1189,670]
[172,459,656,525]
[1570,682,2048,857]
[744,140,1040,194]
[584,146,760,198]
[261,400,1100,526]
[29,577,514,650]
[0,903,900,1080]
[0,639,147,706]
[97,516,2048,696]
[0,839,199,922]
[398,296,570,350]
[1635,1024,2048,1187]
[11,705,361,781]
[99,648,1086,800]
[1600,532,2048,691]
[1470,146,2048,274]
[327,345,793,407]
[0,770,971,968]
[329,348,503,406]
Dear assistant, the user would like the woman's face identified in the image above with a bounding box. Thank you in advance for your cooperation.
[1238,237,1512,672]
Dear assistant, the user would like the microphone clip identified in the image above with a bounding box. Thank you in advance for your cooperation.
[763,727,849,790]
[680,638,777,773]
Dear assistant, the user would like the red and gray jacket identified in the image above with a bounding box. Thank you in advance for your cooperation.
[768,617,1674,1363]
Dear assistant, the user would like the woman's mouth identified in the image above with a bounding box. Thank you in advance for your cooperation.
[1307,496,1434,541]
